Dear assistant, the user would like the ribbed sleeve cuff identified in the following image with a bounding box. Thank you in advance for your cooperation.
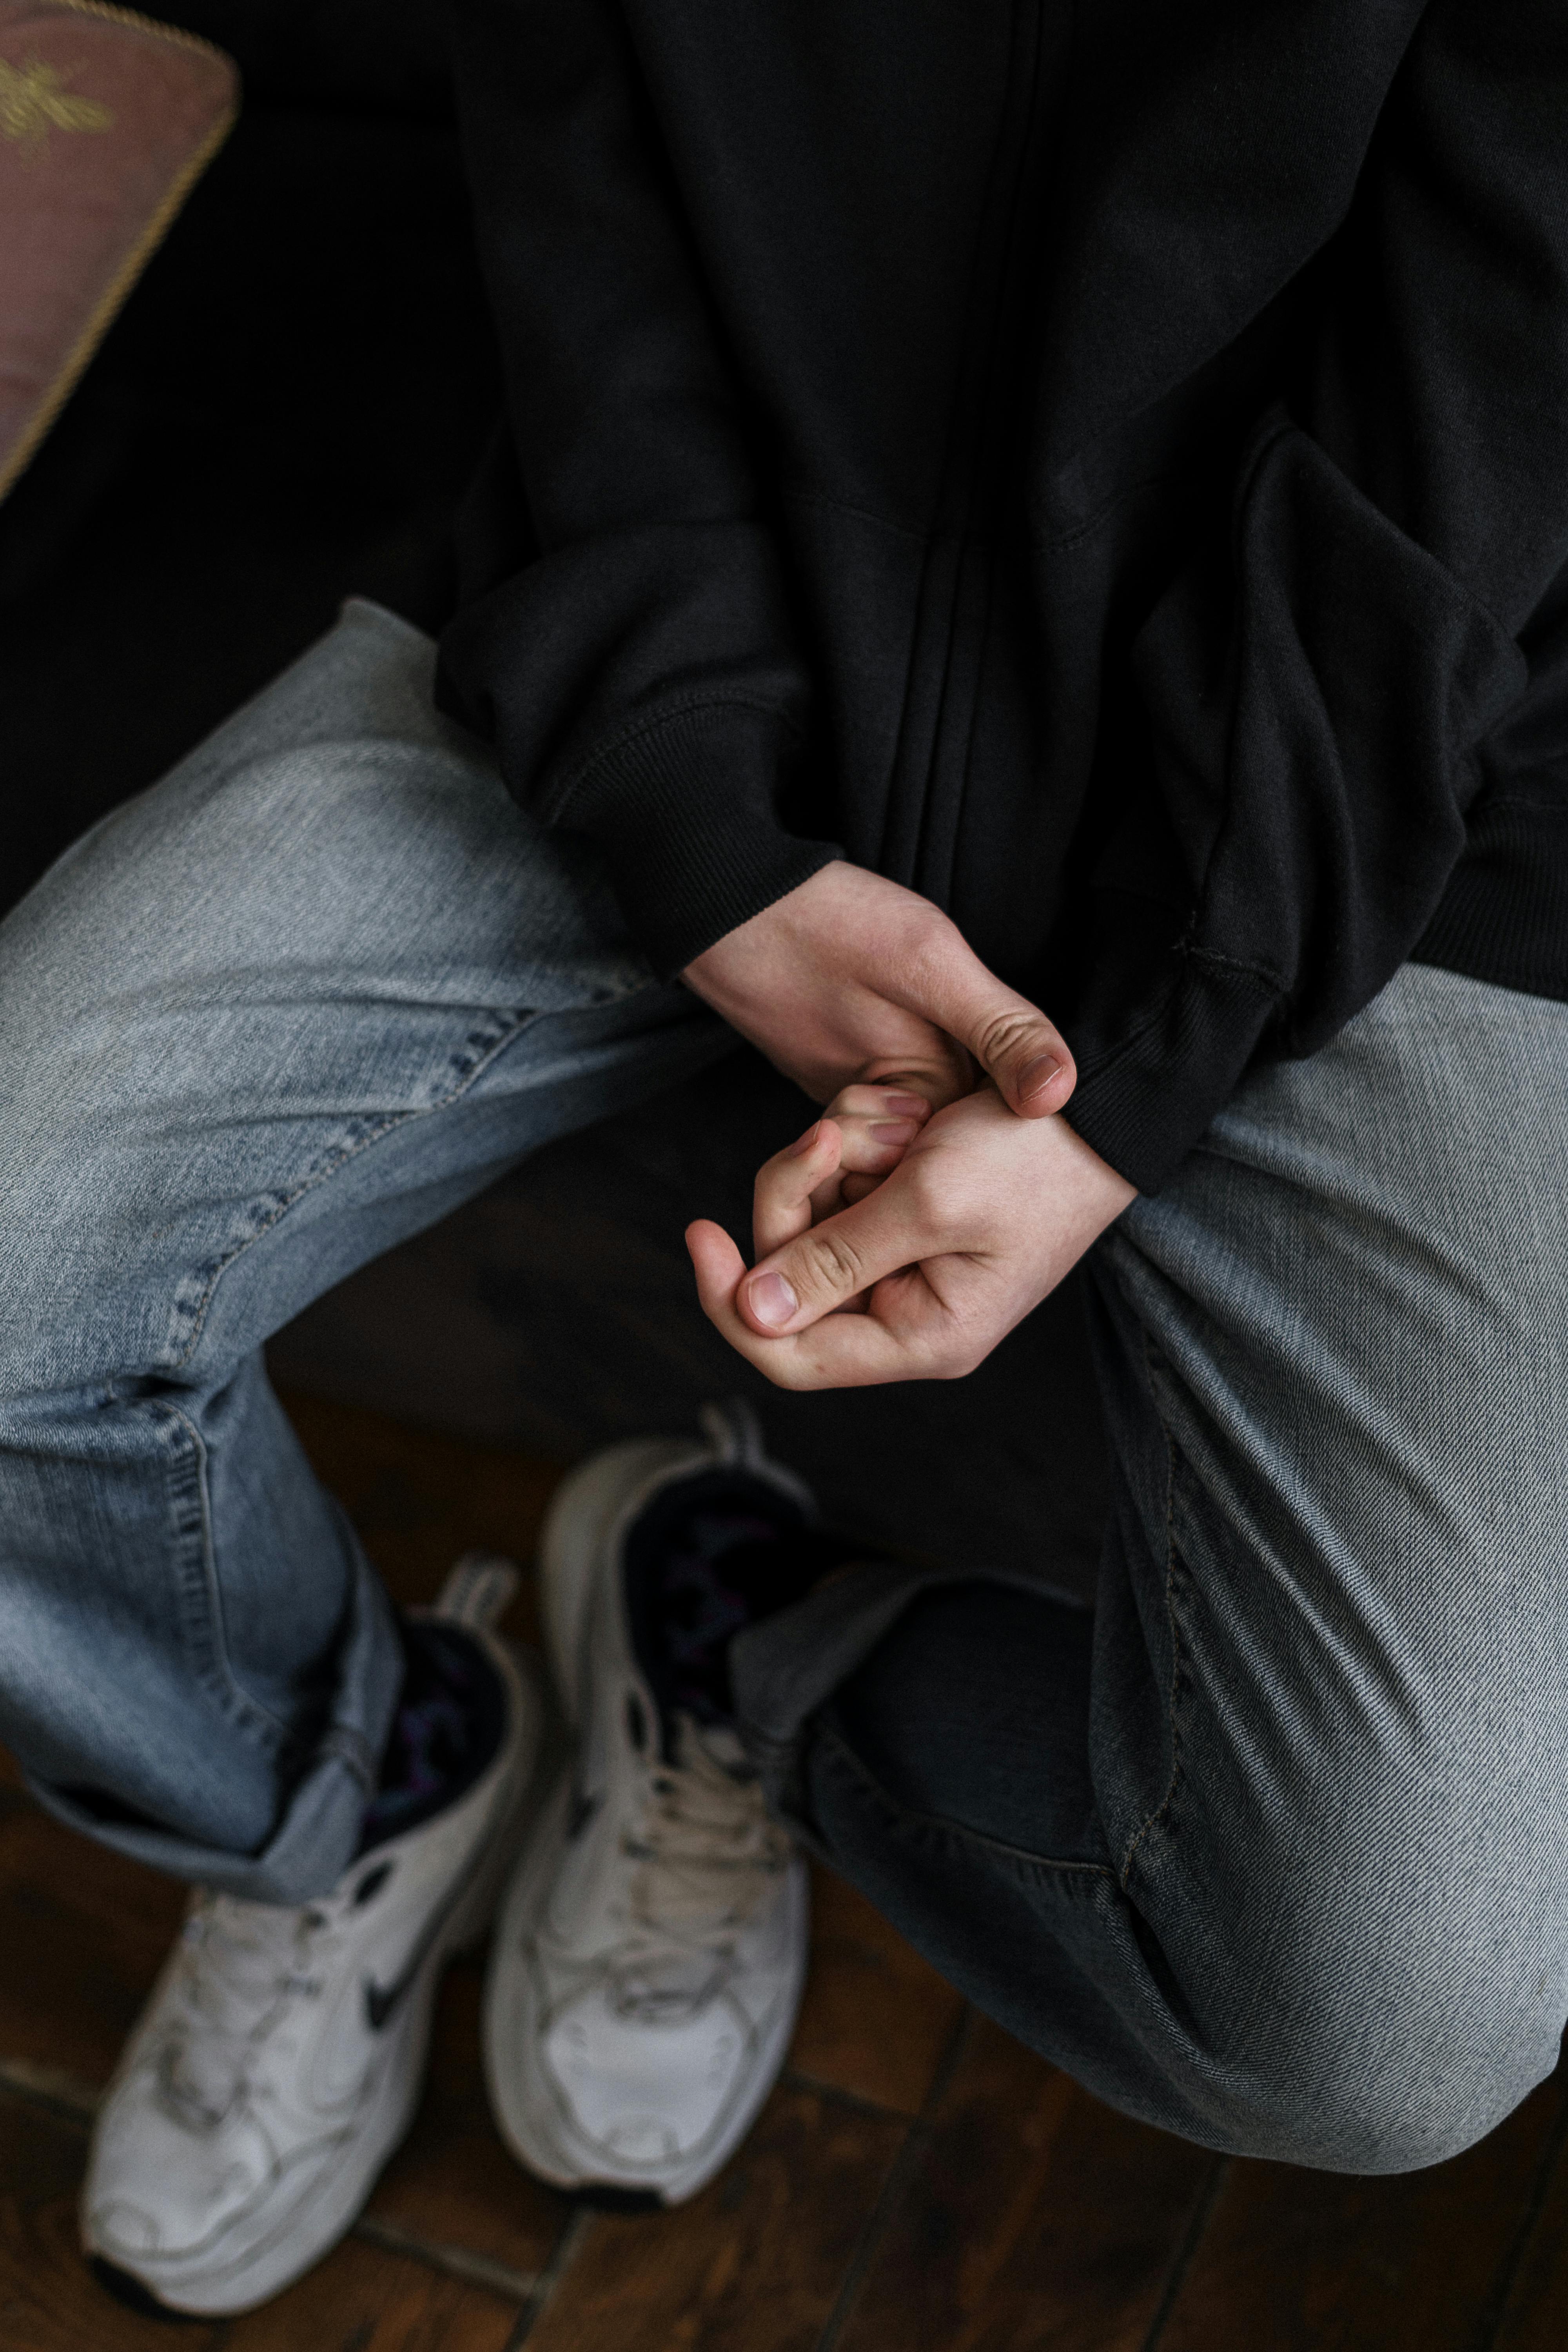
[1063,951,1284,1195]
[554,698,841,976]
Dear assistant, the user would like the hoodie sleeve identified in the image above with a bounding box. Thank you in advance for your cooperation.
[1064,0,1565,1192]
[436,0,838,977]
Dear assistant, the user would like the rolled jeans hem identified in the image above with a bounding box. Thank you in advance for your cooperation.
[731,1557,1053,1839]
[27,1543,404,1905]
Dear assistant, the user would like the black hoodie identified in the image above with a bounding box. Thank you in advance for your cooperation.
[437,0,1568,1191]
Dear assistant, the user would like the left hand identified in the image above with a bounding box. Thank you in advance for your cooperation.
[681,862,1076,1121]
[686,1085,1136,1389]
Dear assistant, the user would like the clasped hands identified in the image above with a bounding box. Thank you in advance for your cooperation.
[681,861,1136,1390]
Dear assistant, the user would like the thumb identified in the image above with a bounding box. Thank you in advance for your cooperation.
[891,927,1075,1117]
[731,1174,936,1338]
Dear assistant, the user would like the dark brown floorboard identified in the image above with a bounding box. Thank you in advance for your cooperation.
[1149,2071,1568,2352]
[524,2083,907,2352]
[225,2229,522,2352]
[0,1799,183,2096]
[1487,2087,1568,2351]
[0,2094,218,2352]
[828,2014,1218,2352]
[365,1959,569,2287]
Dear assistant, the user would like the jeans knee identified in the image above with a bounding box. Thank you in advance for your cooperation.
[1210,1902,1561,2174]
[1225,2053,1504,2175]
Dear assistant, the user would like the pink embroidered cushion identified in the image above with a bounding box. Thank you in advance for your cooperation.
[0,0,236,500]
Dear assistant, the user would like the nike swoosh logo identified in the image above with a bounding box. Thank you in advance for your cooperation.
[363,1873,474,2033]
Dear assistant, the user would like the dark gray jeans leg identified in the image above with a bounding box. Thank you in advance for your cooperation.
[735,964,1568,2175]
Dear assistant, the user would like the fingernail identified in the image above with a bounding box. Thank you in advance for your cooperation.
[748,1271,798,1327]
[787,1122,822,1158]
[870,1118,917,1141]
[880,1091,928,1114]
[1018,1053,1063,1099]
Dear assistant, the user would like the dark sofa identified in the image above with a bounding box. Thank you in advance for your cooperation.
[0,0,1105,1606]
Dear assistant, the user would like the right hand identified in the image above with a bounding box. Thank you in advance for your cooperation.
[689,1081,1136,1391]
[681,860,1076,1119]
[751,1083,936,1261]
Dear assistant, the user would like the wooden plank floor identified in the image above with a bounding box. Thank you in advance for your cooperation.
[0,1391,1564,2350]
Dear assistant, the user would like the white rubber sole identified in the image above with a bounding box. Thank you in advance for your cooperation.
[85,1634,546,2318]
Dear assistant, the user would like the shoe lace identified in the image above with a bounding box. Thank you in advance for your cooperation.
[157,1892,341,2124]
[611,1719,791,2015]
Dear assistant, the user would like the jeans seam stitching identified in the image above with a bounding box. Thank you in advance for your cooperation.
[165,1010,532,1372]
[152,1397,293,1749]
[1118,1323,1184,1889]
[816,1720,1115,1880]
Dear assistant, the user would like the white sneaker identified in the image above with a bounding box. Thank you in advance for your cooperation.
[484,1406,814,2207]
[82,1557,543,2317]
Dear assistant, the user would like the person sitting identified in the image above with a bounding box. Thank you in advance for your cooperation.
[2,0,1568,2317]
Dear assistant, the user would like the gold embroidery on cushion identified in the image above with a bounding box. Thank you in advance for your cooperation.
[0,0,237,501]
[0,56,114,152]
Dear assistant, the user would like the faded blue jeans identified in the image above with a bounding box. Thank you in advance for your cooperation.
[4,600,1568,2174]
